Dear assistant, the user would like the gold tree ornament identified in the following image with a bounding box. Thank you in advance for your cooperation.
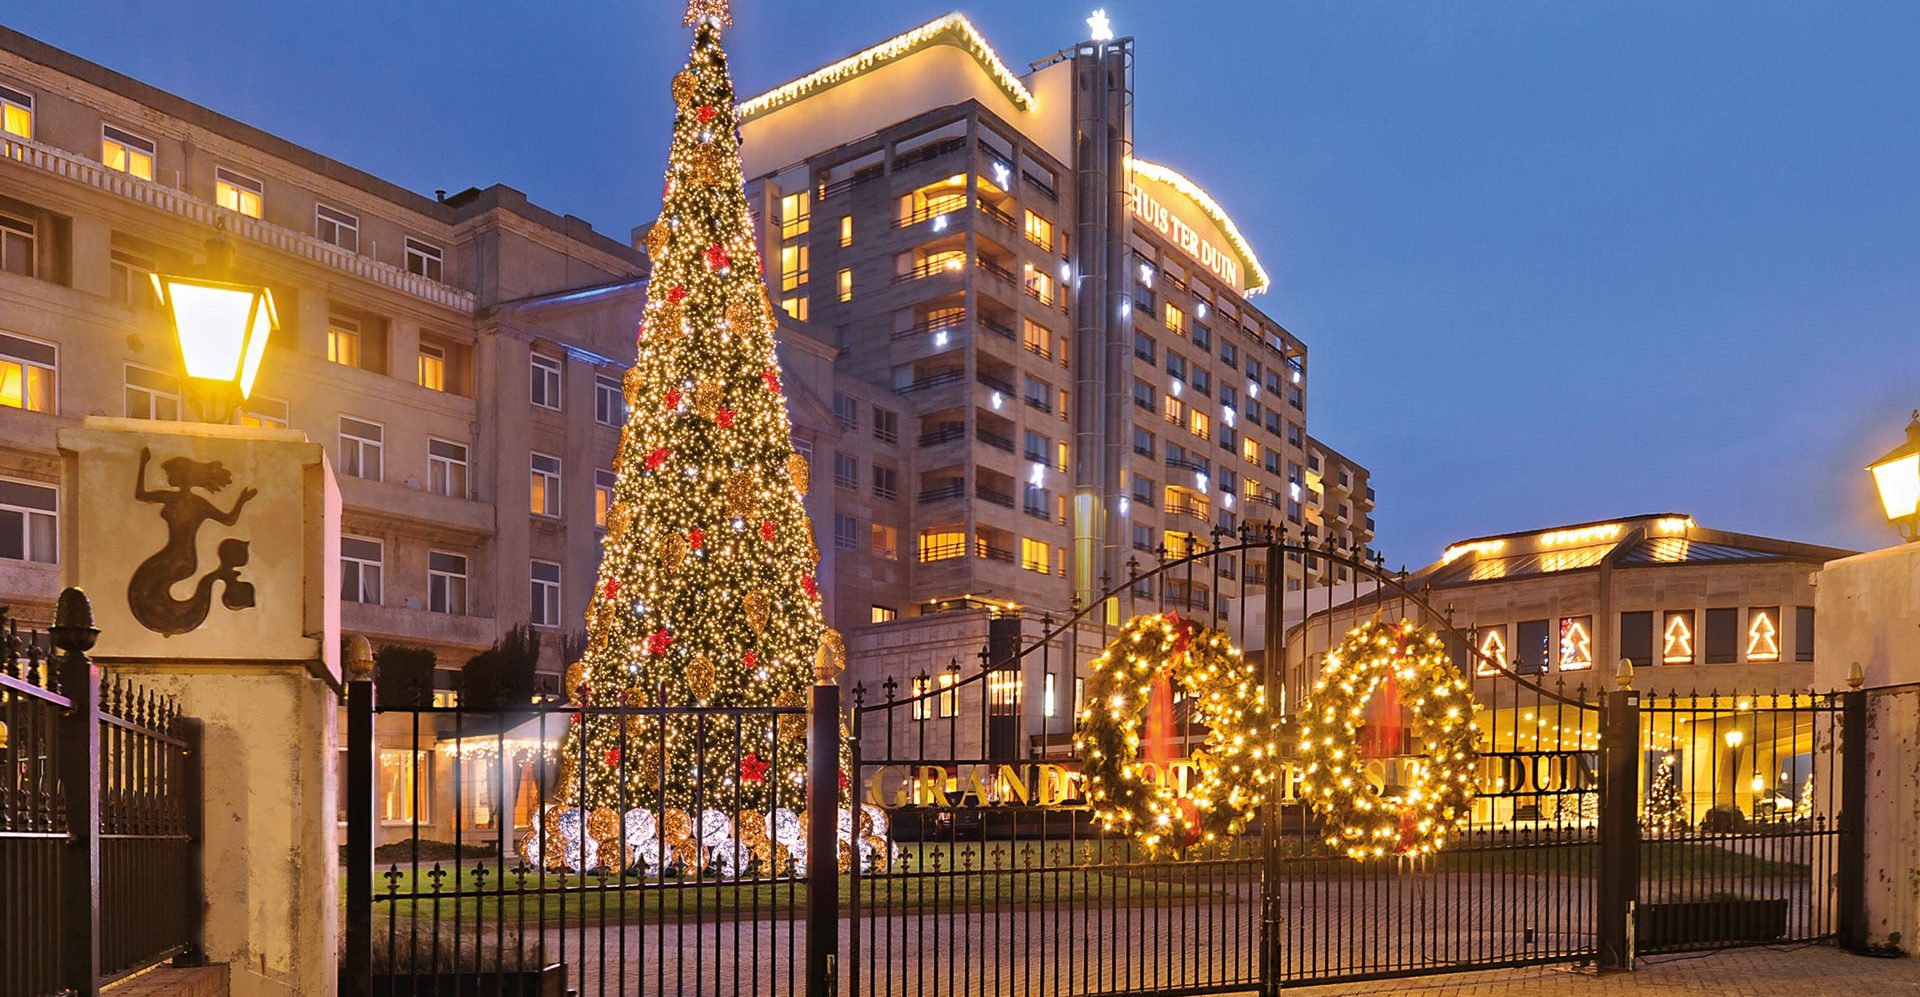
[724,471,757,520]
[622,366,647,406]
[587,807,621,869]
[786,454,810,496]
[687,654,717,703]
[744,590,771,635]
[564,661,588,703]
[656,531,688,574]
[724,297,760,337]
[646,221,671,261]
[1295,618,1483,861]
[687,144,730,187]
[692,380,725,419]
[671,71,700,108]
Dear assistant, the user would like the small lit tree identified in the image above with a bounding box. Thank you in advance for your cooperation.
[1644,753,1685,834]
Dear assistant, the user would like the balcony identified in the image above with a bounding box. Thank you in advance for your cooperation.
[918,481,965,504]
[1165,454,1210,475]
[895,257,968,284]
[978,200,1015,229]
[894,135,967,172]
[895,369,965,395]
[1021,169,1057,201]
[977,257,1017,284]
[918,424,966,447]
[976,483,1014,508]
[978,542,1015,564]
[980,315,1016,340]
[1166,499,1211,525]
[892,312,968,343]
[975,427,1014,452]
[976,370,1015,395]
[819,163,885,200]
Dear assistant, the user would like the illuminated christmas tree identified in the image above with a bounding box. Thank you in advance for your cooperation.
[1644,754,1684,834]
[552,0,832,823]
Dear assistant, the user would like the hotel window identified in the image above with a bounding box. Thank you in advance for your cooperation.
[1242,437,1260,465]
[1023,209,1053,250]
[1287,423,1303,447]
[871,523,899,561]
[1661,609,1695,664]
[0,84,31,139]
[1166,304,1188,336]
[1794,607,1815,662]
[1514,619,1550,674]
[1162,394,1183,426]
[911,674,934,720]
[1024,376,1051,413]
[872,465,898,501]
[1023,318,1052,359]
[781,294,808,321]
[1023,265,1055,306]
[1620,612,1653,668]
[0,479,56,564]
[832,392,857,429]
[338,417,384,481]
[1021,537,1050,574]
[239,396,289,430]
[918,527,966,563]
[837,268,853,302]
[428,551,468,615]
[1221,342,1238,368]
[595,374,625,426]
[871,605,897,624]
[101,125,156,181]
[110,248,157,308]
[124,365,180,421]
[1057,440,1069,473]
[779,191,810,240]
[989,669,1022,716]
[1043,671,1058,718]
[0,212,35,277]
[1746,607,1781,662]
[529,353,562,409]
[1559,616,1595,671]
[1133,379,1155,410]
[872,407,898,444]
[1135,331,1156,362]
[315,203,359,253]
[1131,475,1154,506]
[0,333,55,413]
[780,244,809,292]
[340,536,383,605]
[839,215,853,247]
[530,453,562,517]
[833,513,859,551]
[214,167,263,218]
[377,749,428,824]
[833,452,858,490]
[416,343,447,391]
[1133,426,1154,457]
[594,469,616,528]
[1704,607,1739,664]
[404,238,444,282]
[428,438,469,498]
[327,316,362,368]
[1189,409,1211,441]
[1167,353,1187,381]
[1023,430,1049,463]
[1192,369,1211,397]
[530,560,561,627]
[1192,322,1211,352]
[454,754,501,830]
[938,671,960,718]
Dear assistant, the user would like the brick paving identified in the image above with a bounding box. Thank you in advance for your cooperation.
[100,965,228,997]
[1283,946,1918,996]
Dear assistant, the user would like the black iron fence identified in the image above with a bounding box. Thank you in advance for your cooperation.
[1,588,205,995]
[338,534,1870,997]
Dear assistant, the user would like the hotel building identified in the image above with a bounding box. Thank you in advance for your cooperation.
[726,14,1375,737]
[0,26,648,677]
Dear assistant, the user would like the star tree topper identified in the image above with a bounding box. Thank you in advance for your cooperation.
[685,0,731,30]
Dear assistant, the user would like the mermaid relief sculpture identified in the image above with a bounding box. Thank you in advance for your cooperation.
[127,447,258,636]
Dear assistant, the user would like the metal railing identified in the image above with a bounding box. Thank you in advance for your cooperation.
[2,591,204,994]
[893,369,965,395]
[917,481,965,504]
[917,424,965,447]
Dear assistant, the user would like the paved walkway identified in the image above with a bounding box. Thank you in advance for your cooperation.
[1285,946,1917,996]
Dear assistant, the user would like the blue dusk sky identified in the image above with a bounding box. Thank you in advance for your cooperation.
[8,2,1916,565]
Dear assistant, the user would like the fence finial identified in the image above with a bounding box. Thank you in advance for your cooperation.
[347,635,374,680]
[50,587,98,653]
[1614,657,1635,690]
[1846,660,1864,690]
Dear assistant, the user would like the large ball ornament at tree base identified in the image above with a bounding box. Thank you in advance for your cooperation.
[1295,618,1483,861]
[1074,612,1273,853]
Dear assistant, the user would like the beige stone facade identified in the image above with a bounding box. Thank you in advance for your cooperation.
[0,27,647,678]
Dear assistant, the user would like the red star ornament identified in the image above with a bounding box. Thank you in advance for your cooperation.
[665,388,683,410]
[705,244,730,270]
[647,627,674,657]
[762,370,781,394]
[668,284,688,304]
[603,579,620,602]
[688,527,705,550]
[606,746,623,768]
[802,574,819,600]
[742,650,758,670]
[739,752,771,783]
[645,447,670,471]
[759,519,776,542]
[697,103,717,123]
[716,406,734,428]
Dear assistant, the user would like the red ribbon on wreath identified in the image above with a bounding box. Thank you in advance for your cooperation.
[1145,612,1191,775]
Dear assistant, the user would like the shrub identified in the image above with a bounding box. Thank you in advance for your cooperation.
[367,917,552,974]
[1700,805,1748,833]
[461,626,542,710]
[375,645,437,709]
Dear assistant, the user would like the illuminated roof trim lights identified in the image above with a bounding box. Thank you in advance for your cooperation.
[1126,158,1273,295]
[738,13,1035,122]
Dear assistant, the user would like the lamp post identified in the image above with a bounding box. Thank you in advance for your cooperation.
[1867,410,1920,542]
[149,225,278,424]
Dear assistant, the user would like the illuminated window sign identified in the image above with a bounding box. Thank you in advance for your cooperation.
[1476,626,1506,677]
[1560,616,1595,671]
[1747,607,1780,662]
[1662,610,1694,664]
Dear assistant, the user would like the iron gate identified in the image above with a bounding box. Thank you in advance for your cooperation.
[340,534,1867,996]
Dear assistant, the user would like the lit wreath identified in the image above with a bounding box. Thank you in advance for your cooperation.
[1296,618,1482,860]
[1075,612,1273,853]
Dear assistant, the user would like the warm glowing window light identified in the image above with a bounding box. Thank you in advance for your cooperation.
[1559,618,1594,671]
[1747,609,1780,662]
[1476,628,1506,676]
[1662,612,1694,664]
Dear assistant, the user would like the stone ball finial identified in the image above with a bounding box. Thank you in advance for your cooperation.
[347,635,375,680]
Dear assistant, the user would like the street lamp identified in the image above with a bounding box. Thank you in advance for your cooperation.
[1867,410,1920,542]
[149,226,278,423]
